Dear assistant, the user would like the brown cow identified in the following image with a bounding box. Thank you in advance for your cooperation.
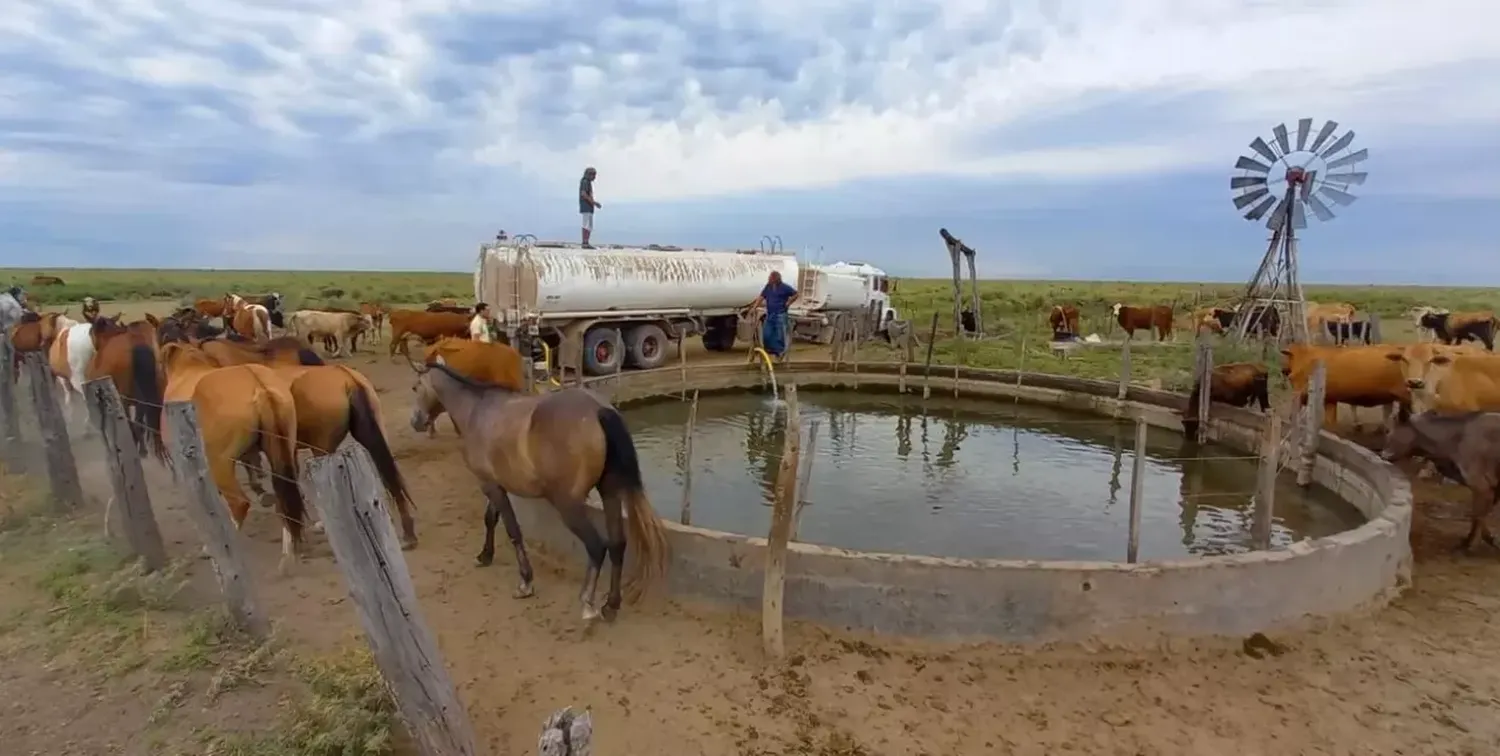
[1380,410,1500,552]
[1304,301,1356,335]
[1047,305,1080,336]
[1385,343,1500,413]
[1280,343,1410,429]
[1181,362,1270,438]
[1110,303,1173,340]
[386,309,471,358]
[1419,310,1498,351]
[359,302,386,345]
[30,275,64,286]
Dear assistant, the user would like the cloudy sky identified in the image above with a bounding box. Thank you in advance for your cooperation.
[1,0,1496,283]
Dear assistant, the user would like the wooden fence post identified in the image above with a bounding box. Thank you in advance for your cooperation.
[1297,361,1327,486]
[1368,313,1382,344]
[1195,340,1213,444]
[898,330,908,394]
[165,402,271,639]
[1254,412,1282,549]
[791,419,820,540]
[677,332,688,399]
[23,352,82,509]
[762,384,801,661]
[1117,339,1131,400]
[679,390,699,526]
[1126,416,1147,563]
[921,313,938,400]
[86,378,167,572]
[851,318,861,389]
[0,333,21,471]
[305,444,480,756]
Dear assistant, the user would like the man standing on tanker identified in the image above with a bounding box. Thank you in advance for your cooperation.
[748,271,799,358]
[579,167,601,248]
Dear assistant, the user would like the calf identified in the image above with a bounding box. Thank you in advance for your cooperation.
[1280,343,1410,429]
[1181,362,1270,439]
[1385,343,1500,413]
[289,309,373,357]
[1048,305,1081,337]
[1324,318,1373,345]
[1419,310,1496,351]
[1381,410,1500,552]
[1305,301,1356,334]
[1408,306,1449,343]
[1110,303,1173,341]
[359,302,386,345]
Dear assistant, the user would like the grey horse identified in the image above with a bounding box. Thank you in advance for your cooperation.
[0,287,26,335]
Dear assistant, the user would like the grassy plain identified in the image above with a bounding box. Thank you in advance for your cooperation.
[7,266,1496,392]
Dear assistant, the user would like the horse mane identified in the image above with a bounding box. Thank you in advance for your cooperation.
[18,311,40,323]
[427,361,509,391]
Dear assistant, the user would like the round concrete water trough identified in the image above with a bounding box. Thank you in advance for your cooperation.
[512,361,1412,644]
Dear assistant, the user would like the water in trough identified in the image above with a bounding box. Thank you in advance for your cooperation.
[624,389,1366,562]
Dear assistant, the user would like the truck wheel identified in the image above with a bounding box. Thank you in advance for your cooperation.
[703,326,736,352]
[582,327,624,376]
[625,324,669,370]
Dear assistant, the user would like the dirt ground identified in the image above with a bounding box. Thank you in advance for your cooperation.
[4,322,1500,756]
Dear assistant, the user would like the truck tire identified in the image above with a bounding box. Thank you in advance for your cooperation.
[624,324,670,370]
[703,325,736,352]
[582,327,624,376]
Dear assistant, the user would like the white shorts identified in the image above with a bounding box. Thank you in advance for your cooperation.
[580,212,593,231]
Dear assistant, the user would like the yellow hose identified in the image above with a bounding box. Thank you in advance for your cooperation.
[749,347,780,401]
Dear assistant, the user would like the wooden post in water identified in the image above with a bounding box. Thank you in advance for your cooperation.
[1254,412,1282,549]
[23,353,82,509]
[791,419,820,540]
[762,384,801,661]
[921,313,939,400]
[1117,339,1132,400]
[677,331,688,399]
[166,402,270,639]
[679,390,699,526]
[305,444,480,756]
[1297,361,1327,487]
[898,327,909,394]
[85,378,167,572]
[851,317,861,389]
[0,333,22,471]
[1126,416,1147,563]
[1194,339,1214,444]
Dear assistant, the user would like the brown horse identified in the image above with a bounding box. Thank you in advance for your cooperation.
[223,295,271,341]
[198,336,323,368]
[408,361,669,622]
[7,310,70,380]
[86,317,168,457]
[159,342,307,573]
[409,337,527,437]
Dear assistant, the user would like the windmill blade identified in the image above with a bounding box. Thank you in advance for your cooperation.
[1319,130,1356,158]
[1325,148,1368,170]
[1233,186,1270,210]
[1235,155,1272,174]
[1308,120,1339,153]
[1306,192,1337,222]
[1273,123,1291,155]
[1249,137,1279,164]
[1265,194,1293,230]
[1231,175,1267,190]
[1317,184,1359,206]
[1324,171,1367,185]
[1291,200,1308,229]
[1296,118,1312,151]
[1245,193,1277,221]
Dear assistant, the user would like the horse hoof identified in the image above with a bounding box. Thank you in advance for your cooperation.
[401,537,418,551]
[581,605,600,622]
[475,552,493,567]
[601,603,619,623]
[514,584,535,599]
[311,521,326,533]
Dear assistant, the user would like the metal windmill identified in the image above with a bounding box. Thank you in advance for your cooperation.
[1229,118,1368,342]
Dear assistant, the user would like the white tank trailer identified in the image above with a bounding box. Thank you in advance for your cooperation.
[474,238,897,376]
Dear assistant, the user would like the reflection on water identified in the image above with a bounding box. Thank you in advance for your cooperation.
[625,390,1366,561]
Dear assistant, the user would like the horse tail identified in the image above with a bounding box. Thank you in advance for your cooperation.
[254,310,269,341]
[596,406,669,602]
[345,371,414,515]
[297,347,325,366]
[254,374,306,545]
[129,343,169,461]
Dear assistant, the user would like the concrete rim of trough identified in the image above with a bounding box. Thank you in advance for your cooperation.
[527,360,1414,643]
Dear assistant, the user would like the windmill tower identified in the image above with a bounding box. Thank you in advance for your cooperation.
[1229,119,1368,342]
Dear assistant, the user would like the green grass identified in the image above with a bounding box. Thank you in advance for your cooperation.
[2,268,470,309]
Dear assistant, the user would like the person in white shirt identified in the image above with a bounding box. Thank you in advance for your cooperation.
[468,302,493,343]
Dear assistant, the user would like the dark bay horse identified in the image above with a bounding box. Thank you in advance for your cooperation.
[86,317,168,457]
[408,362,669,622]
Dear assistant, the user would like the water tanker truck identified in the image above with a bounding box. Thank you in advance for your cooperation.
[474,236,898,376]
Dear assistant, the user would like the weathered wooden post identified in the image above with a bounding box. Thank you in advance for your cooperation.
[1117,339,1132,400]
[679,390,699,526]
[762,384,801,661]
[1369,313,1383,344]
[0,333,21,471]
[1297,361,1327,486]
[305,444,480,756]
[921,313,938,400]
[1254,412,1282,549]
[166,402,271,639]
[86,378,167,572]
[1195,339,1214,444]
[1126,416,1147,563]
[791,419,820,540]
[23,352,82,509]
[898,327,909,394]
[677,332,688,399]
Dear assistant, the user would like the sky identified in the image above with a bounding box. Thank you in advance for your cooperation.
[1,0,1497,283]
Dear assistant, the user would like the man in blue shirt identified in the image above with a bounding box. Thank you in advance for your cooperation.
[579,167,601,248]
[749,271,798,357]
